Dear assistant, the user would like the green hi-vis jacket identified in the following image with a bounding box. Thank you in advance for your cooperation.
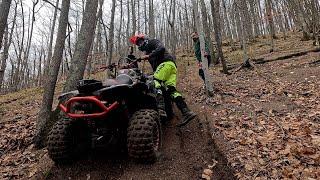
[193,40,210,62]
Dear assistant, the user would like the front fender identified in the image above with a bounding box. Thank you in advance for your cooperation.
[58,90,79,102]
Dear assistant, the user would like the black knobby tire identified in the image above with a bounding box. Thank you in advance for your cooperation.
[47,118,90,164]
[127,109,162,163]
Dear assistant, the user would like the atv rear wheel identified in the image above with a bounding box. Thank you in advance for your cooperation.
[127,109,161,163]
[47,118,90,164]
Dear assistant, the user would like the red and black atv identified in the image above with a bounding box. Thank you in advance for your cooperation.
[47,57,171,164]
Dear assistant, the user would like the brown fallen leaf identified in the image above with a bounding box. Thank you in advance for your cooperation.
[280,144,291,155]
[311,135,320,147]
[202,169,213,180]
[244,164,254,171]
[201,174,211,180]
[28,168,37,178]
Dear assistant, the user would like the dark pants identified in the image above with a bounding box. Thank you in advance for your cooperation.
[199,55,212,82]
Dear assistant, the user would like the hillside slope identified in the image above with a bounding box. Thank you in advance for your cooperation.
[0,32,319,179]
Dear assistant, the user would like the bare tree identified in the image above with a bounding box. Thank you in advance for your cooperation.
[149,0,155,38]
[131,0,137,35]
[63,0,99,92]
[34,0,71,148]
[266,0,276,52]
[192,0,213,96]
[210,0,229,74]
[12,0,25,92]
[0,1,16,90]
[44,0,60,77]
[0,0,12,50]
[107,0,116,76]
[199,0,215,63]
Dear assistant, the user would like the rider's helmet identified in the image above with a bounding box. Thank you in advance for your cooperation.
[129,34,145,46]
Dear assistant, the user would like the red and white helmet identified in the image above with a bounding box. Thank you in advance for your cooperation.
[129,34,145,45]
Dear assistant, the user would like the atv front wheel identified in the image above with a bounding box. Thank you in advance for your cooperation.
[127,109,161,163]
[47,118,90,164]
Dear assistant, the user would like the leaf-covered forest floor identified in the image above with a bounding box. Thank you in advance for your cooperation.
[0,31,319,179]
[179,32,320,179]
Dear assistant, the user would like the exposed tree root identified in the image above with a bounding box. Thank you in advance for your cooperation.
[253,48,320,64]
[232,59,256,73]
[227,48,320,72]
[309,59,320,66]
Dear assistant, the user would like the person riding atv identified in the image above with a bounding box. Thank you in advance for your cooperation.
[129,34,196,126]
[49,58,163,164]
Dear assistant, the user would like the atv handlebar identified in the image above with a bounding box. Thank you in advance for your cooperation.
[98,57,144,72]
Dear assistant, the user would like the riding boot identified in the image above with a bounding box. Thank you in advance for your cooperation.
[155,90,167,120]
[174,96,196,127]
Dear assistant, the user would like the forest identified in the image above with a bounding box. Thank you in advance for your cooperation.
[0,0,319,179]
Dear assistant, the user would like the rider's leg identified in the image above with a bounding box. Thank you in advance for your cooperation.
[153,81,167,120]
[153,64,170,120]
[161,61,196,126]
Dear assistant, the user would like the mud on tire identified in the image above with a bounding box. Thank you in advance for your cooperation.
[47,118,90,164]
[127,109,161,163]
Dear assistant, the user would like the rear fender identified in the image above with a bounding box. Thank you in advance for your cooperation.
[138,93,158,110]
[93,85,132,99]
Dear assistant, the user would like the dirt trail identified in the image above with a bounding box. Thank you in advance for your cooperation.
[41,109,235,180]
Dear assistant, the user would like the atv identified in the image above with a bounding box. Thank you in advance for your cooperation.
[47,57,171,164]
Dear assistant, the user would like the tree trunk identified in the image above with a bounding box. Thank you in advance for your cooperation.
[144,0,148,34]
[34,0,71,149]
[12,0,25,92]
[266,0,276,52]
[63,0,99,92]
[235,1,249,63]
[192,0,213,96]
[222,0,236,50]
[117,0,123,54]
[0,0,12,51]
[211,0,229,74]
[20,0,39,88]
[107,0,116,79]
[37,47,44,86]
[149,0,155,38]
[44,0,60,78]
[0,2,16,91]
[25,0,39,63]
[131,0,137,35]
[199,0,215,64]
[0,28,9,90]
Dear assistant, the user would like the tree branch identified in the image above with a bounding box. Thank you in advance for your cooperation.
[43,0,61,11]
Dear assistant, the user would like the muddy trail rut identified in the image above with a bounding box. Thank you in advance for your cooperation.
[43,109,235,180]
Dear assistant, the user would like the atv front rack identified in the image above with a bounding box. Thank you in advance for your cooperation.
[59,96,119,119]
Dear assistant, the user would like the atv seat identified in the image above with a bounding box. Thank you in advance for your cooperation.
[103,74,133,87]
